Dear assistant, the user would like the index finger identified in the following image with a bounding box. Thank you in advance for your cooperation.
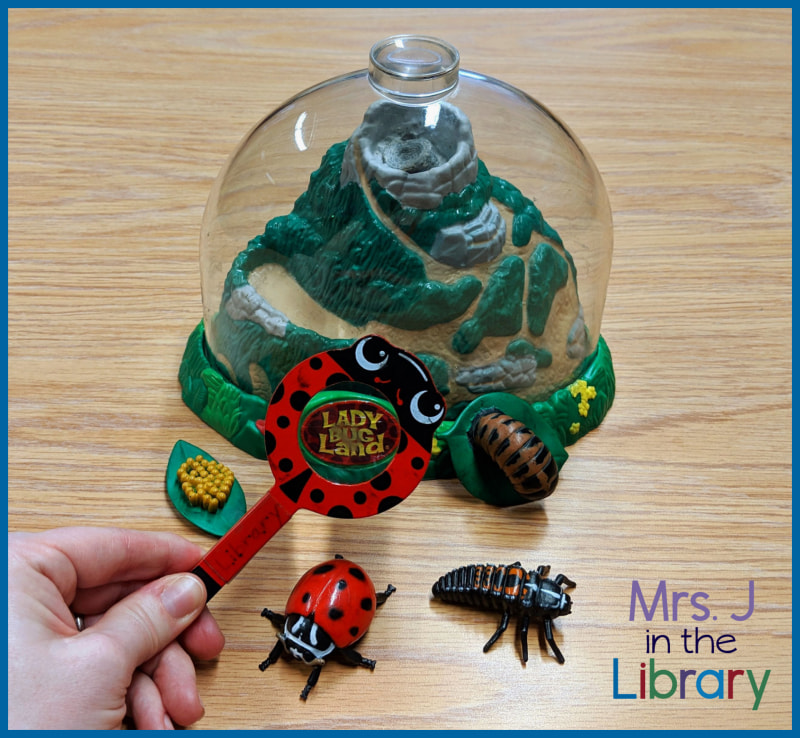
[14,527,206,602]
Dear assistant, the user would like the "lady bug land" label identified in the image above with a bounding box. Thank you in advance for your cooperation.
[300,399,401,466]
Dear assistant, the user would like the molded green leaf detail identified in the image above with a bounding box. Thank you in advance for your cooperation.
[165,440,247,537]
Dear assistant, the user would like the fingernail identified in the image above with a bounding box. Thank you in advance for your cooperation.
[161,574,205,619]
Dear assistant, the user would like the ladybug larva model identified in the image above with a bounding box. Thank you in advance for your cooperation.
[432,562,575,665]
[259,555,395,699]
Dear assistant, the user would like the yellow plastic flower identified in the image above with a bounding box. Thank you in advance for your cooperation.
[570,380,597,417]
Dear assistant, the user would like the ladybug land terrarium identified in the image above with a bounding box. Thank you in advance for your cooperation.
[180,36,615,506]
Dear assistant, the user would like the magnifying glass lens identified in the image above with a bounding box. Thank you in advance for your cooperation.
[299,388,401,484]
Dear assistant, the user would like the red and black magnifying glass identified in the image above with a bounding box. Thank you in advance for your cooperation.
[192,335,446,601]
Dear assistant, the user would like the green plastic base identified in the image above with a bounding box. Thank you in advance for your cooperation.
[179,322,270,460]
[178,321,616,484]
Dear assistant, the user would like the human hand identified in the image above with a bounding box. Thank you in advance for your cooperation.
[8,526,226,729]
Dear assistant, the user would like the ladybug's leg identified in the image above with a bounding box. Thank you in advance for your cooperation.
[261,608,286,629]
[338,646,376,671]
[483,609,511,653]
[519,613,530,664]
[536,565,551,578]
[376,584,396,607]
[300,665,323,700]
[258,637,285,672]
[543,617,565,664]
[554,573,576,589]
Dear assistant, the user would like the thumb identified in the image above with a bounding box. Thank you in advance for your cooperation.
[87,573,207,670]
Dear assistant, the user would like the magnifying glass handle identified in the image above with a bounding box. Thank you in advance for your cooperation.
[192,487,295,601]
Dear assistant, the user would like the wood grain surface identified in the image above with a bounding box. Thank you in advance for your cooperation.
[8,8,792,730]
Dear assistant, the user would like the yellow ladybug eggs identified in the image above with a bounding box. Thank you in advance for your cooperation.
[177,455,235,513]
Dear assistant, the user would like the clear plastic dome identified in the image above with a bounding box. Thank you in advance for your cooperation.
[181,36,615,466]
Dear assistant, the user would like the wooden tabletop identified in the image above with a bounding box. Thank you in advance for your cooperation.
[8,8,792,730]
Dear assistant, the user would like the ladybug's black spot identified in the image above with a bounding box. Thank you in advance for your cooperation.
[370,471,391,491]
[278,457,293,473]
[276,415,290,429]
[290,391,311,412]
[271,383,285,404]
[349,626,360,637]
[397,431,408,453]
[325,372,350,387]
[302,592,311,603]
[378,495,403,513]
[328,505,354,519]
[411,456,425,470]
[337,579,348,590]
[310,488,325,504]
[353,491,367,505]
[328,607,344,621]
[360,597,373,611]
[348,567,366,581]
[313,564,335,575]
[309,356,323,370]
[264,430,277,456]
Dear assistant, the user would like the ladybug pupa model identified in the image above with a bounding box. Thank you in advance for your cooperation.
[468,407,560,502]
[259,555,395,700]
[432,562,575,665]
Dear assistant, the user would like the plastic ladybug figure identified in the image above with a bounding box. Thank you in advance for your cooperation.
[259,555,396,699]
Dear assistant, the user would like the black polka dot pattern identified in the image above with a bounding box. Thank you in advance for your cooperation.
[377,496,403,513]
[264,430,277,455]
[325,372,350,387]
[290,391,310,412]
[370,472,391,491]
[348,567,366,581]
